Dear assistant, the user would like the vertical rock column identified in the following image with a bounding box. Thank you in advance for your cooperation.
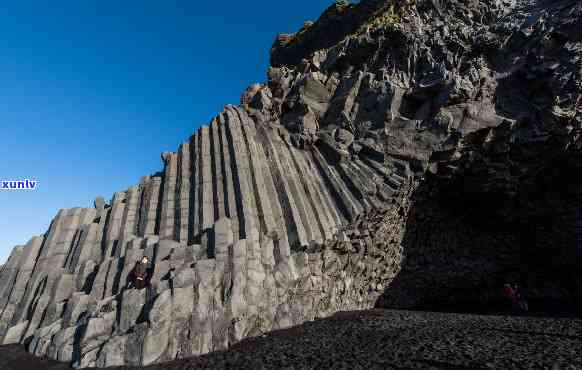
[0,236,44,342]
[188,218,232,356]
[103,193,127,258]
[0,247,25,311]
[280,141,324,245]
[210,120,226,221]
[176,141,191,244]
[210,218,233,351]
[18,208,94,339]
[243,235,266,331]
[0,246,26,341]
[11,210,65,329]
[188,133,200,244]
[303,151,346,227]
[159,152,178,240]
[242,120,293,251]
[68,223,101,291]
[118,186,142,253]
[217,114,240,241]
[262,127,308,249]
[290,146,339,240]
[235,108,279,242]
[47,209,95,326]
[224,107,260,242]
[229,239,248,342]
[137,176,162,238]
[310,148,362,221]
[199,125,215,233]
[56,209,96,267]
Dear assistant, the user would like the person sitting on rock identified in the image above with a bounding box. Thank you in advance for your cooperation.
[129,256,150,290]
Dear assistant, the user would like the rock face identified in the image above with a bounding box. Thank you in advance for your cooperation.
[0,0,581,367]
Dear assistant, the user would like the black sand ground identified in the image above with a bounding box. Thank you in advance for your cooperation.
[1,309,580,370]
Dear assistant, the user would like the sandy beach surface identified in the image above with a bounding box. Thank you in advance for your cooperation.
[1,309,580,370]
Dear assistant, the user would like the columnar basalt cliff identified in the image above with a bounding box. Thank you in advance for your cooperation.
[0,0,581,367]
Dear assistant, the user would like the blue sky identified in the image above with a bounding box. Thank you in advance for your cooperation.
[0,1,332,263]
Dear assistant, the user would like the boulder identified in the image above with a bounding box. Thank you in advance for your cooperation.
[118,289,146,333]
[142,290,172,365]
[94,197,106,211]
[2,320,28,345]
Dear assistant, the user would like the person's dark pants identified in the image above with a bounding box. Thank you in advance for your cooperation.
[518,300,529,313]
[135,278,146,289]
[510,301,519,315]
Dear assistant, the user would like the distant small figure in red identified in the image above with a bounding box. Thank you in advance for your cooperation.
[503,283,518,313]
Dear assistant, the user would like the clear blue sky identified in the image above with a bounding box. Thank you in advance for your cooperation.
[0,1,332,263]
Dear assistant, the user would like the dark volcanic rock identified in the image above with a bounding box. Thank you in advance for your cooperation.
[0,0,581,367]
[3,310,582,369]
[0,344,70,370]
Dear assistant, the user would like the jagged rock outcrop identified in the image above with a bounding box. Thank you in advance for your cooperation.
[0,0,581,367]
[0,110,401,366]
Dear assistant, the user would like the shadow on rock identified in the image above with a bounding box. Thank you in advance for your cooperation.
[376,131,582,317]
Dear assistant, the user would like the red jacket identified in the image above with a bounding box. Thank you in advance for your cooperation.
[504,286,516,303]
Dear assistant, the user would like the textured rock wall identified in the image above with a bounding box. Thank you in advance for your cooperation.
[267,0,582,311]
[0,95,403,366]
[376,0,582,309]
[1,0,581,367]
[378,168,582,311]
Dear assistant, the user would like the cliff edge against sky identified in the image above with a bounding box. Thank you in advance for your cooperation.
[0,0,581,367]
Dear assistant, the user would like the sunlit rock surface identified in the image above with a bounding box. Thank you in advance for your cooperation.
[0,0,580,366]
